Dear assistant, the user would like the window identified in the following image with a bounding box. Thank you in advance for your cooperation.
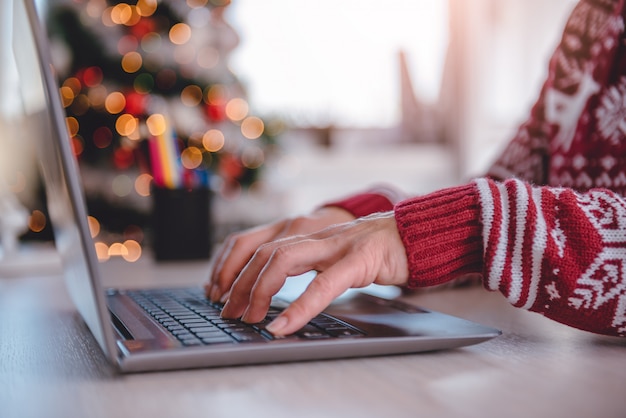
[227,0,448,127]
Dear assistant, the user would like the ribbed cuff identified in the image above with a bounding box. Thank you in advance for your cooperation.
[394,183,484,288]
[322,192,395,218]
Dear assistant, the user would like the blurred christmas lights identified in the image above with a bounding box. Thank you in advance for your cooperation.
[42,0,278,262]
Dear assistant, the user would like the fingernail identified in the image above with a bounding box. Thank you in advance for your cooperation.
[219,290,230,304]
[266,315,288,335]
[240,310,250,323]
[220,300,232,317]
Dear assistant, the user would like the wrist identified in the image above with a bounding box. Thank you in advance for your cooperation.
[312,206,356,224]
[394,183,484,288]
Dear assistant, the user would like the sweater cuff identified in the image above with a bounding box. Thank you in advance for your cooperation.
[394,183,484,288]
[322,185,406,218]
[322,193,395,218]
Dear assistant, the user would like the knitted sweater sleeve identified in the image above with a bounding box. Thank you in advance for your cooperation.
[395,177,626,337]
[321,184,408,218]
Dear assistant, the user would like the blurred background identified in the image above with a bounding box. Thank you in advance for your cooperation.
[0,0,577,270]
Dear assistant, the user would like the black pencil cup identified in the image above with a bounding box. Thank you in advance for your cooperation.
[151,186,212,261]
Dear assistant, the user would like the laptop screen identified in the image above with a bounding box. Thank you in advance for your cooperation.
[12,0,117,360]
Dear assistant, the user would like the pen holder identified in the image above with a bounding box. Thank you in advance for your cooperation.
[151,186,212,261]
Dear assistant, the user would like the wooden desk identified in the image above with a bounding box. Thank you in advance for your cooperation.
[1,256,625,418]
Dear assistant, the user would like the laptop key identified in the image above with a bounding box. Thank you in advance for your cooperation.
[172,314,202,320]
[181,338,203,346]
[176,332,197,339]
[166,325,186,332]
[188,326,219,333]
[201,335,236,344]
[195,331,225,339]
[179,318,210,325]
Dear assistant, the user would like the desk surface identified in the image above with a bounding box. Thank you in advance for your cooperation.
[1,255,625,418]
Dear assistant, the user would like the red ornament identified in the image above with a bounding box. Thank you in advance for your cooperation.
[124,91,149,116]
[113,147,135,169]
[205,103,227,122]
[83,66,103,87]
[219,153,244,180]
[129,18,156,39]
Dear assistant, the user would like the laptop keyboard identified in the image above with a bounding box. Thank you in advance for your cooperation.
[126,288,365,346]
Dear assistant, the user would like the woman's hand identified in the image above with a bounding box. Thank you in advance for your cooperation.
[218,211,410,336]
[205,206,355,303]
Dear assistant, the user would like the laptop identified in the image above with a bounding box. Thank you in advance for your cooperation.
[12,0,500,372]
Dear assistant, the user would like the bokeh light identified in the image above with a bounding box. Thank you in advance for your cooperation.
[83,66,103,87]
[181,146,203,169]
[93,127,113,149]
[108,242,127,257]
[181,85,204,107]
[63,77,82,95]
[87,216,101,238]
[225,98,248,121]
[141,32,162,54]
[113,147,135,168]
[28,210,47,233]
[169,23,192,45]
[240,116,264,139]
[105,92,127,114]
[202,129,225,152]
[118,35,139,55]
[205,84,227,105]
[146,113,167,136]
[135,173,153,197]
[71,136,85,156]
[112,174,133,197]
[95,242,110,261]
[122,240,142,262]
[121,51,143,73]
[88,85,108,110]
[110,3,141,26]
[98,240,142,262]
[116,113,139,137]
[60,86,75,107]
[66,117,79,137]
[70,94,90,116]
[133,73,154,93]
[136,0,158,17]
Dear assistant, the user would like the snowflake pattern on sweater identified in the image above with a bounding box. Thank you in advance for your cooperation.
[474,178,626,336]
[489,0,626,193]
[473,0,626,336]
[329,0,626,337]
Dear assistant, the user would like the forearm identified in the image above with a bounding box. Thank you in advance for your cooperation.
[395,178,626,337]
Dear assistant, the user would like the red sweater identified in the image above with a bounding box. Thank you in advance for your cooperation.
[325,0,626,337]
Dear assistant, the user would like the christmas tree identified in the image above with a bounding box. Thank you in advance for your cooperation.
[45,0,277,258]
